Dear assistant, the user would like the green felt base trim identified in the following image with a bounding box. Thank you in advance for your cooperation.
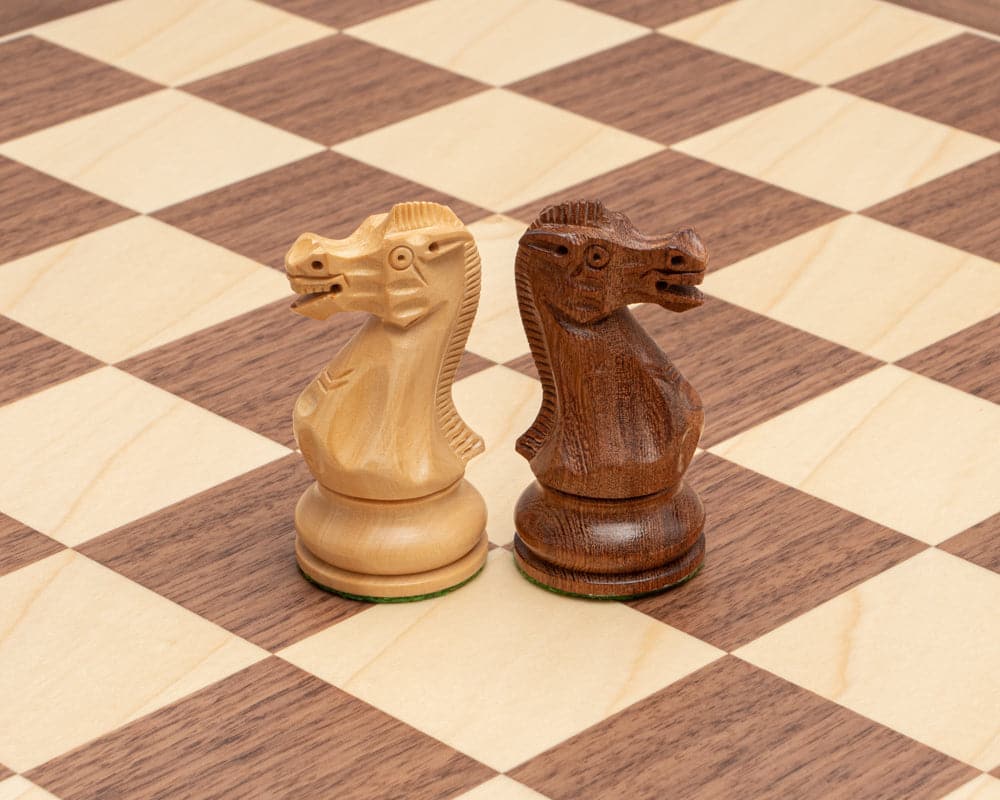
[298,564,485,604]
[513,556,703,601]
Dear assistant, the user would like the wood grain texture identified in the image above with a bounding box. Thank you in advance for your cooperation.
[0,317,100,407]
[0,156,134,265]
[119,297,490,448]
[510,656,978,800]
[78,456,367,651]
[154,150,488,270]
[882,0,1000,35]
[27,657,496,800]
[260,0,425,28]
[0,36,160,143]
[837,34,1000,140]
[0,512,63,577]
[285,202,489,598]
[0,0,112,35]
[630,454,926,650]
[184,35,486,146]
[508,150,844,270]
[898,313,1000,404]
[571,0,731,27]
[864,153,1000,262]
[633,298,883,447]
[511,34,812,145]
[939,513,1000,574]
[119,298,362,447]
[513,201,707,596]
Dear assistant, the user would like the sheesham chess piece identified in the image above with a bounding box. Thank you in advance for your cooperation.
[284,202,488,601]
[512,201,708,598]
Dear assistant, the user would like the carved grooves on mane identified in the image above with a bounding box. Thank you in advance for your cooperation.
[387,201,462,232]
[514,245,556,461]
[529,200,608,230]
[435,239,485,464]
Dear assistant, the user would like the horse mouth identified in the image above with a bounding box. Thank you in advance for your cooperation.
[289,280,343,309]
[652,270,704,305]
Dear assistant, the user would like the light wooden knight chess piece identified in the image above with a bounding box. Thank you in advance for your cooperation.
[284,202,488,601]
[513,201,708,598]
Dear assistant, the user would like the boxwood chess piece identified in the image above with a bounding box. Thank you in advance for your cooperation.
[513,201,708,598]
[284,202,488,601]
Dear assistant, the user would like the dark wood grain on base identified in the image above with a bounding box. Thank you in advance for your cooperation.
[119,298,492,447]
[836,34,1000,140]
[79,456,368,651]
[939,513,1000,574]
[572,0,731,27]
[883,0,1000,35]
[0,0,112,35]
[630,454,926,650]
[260,0,424,28]
[28,657,495,800]
[865,153,1000,262]
[0,156,134,265]
[511,34,812,145]
[0,36,160,143]
[897,314,1000,404]
[510,656,977,800]
[0,512,64,577]
[507,150,844,270]
[0,317,100,407]
[155,151,488,270]
[633,298,883,446]
[185,35,485,146]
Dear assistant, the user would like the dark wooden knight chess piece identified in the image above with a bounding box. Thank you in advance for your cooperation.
[512,201,708,598]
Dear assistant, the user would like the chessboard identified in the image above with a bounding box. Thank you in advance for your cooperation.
[1,1,998,798]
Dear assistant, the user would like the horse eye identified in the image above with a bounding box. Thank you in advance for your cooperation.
[388,246,414,270]
[585,245,609,268]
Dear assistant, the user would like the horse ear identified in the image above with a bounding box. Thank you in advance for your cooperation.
[519,229,572,257]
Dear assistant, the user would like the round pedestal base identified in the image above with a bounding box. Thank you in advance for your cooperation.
[297,532,488,601]
[513,480,705,599]
[295,478,488,601]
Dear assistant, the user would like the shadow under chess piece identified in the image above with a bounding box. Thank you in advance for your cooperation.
[513,201,708,599]
[284,202,488,601]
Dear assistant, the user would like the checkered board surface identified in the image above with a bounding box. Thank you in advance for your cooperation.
[1,0,999,798]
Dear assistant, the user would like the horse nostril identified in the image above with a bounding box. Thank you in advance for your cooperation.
[311,260,324,270]
[330,284,342,294]
[670,255,685,267]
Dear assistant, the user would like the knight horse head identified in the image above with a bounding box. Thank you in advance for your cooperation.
[284,202,484,501]
[515,200,708,498]
[517,200,708,325]
[285,202,475,328]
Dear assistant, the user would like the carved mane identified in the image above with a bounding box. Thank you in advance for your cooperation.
[386,202,485,464]
[516,200,609,459]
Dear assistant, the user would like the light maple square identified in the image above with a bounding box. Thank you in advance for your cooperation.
[0,367,289,546]
[279,550,722,771]
[0,89,323,213]
[0,216,290,362]
[0,550,265,771]
[711,365,1000,545]
[673,88,999,211]
[661,0,962,84]
[456,776,551,800]
[464,215,530,363]
[346,0,647,86]
[35,0,333,85]
[703,215,1000,361]
[454,365,541,546]
[0,776,61,800]
[333,89,664,212]
[736,549,1000,770]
